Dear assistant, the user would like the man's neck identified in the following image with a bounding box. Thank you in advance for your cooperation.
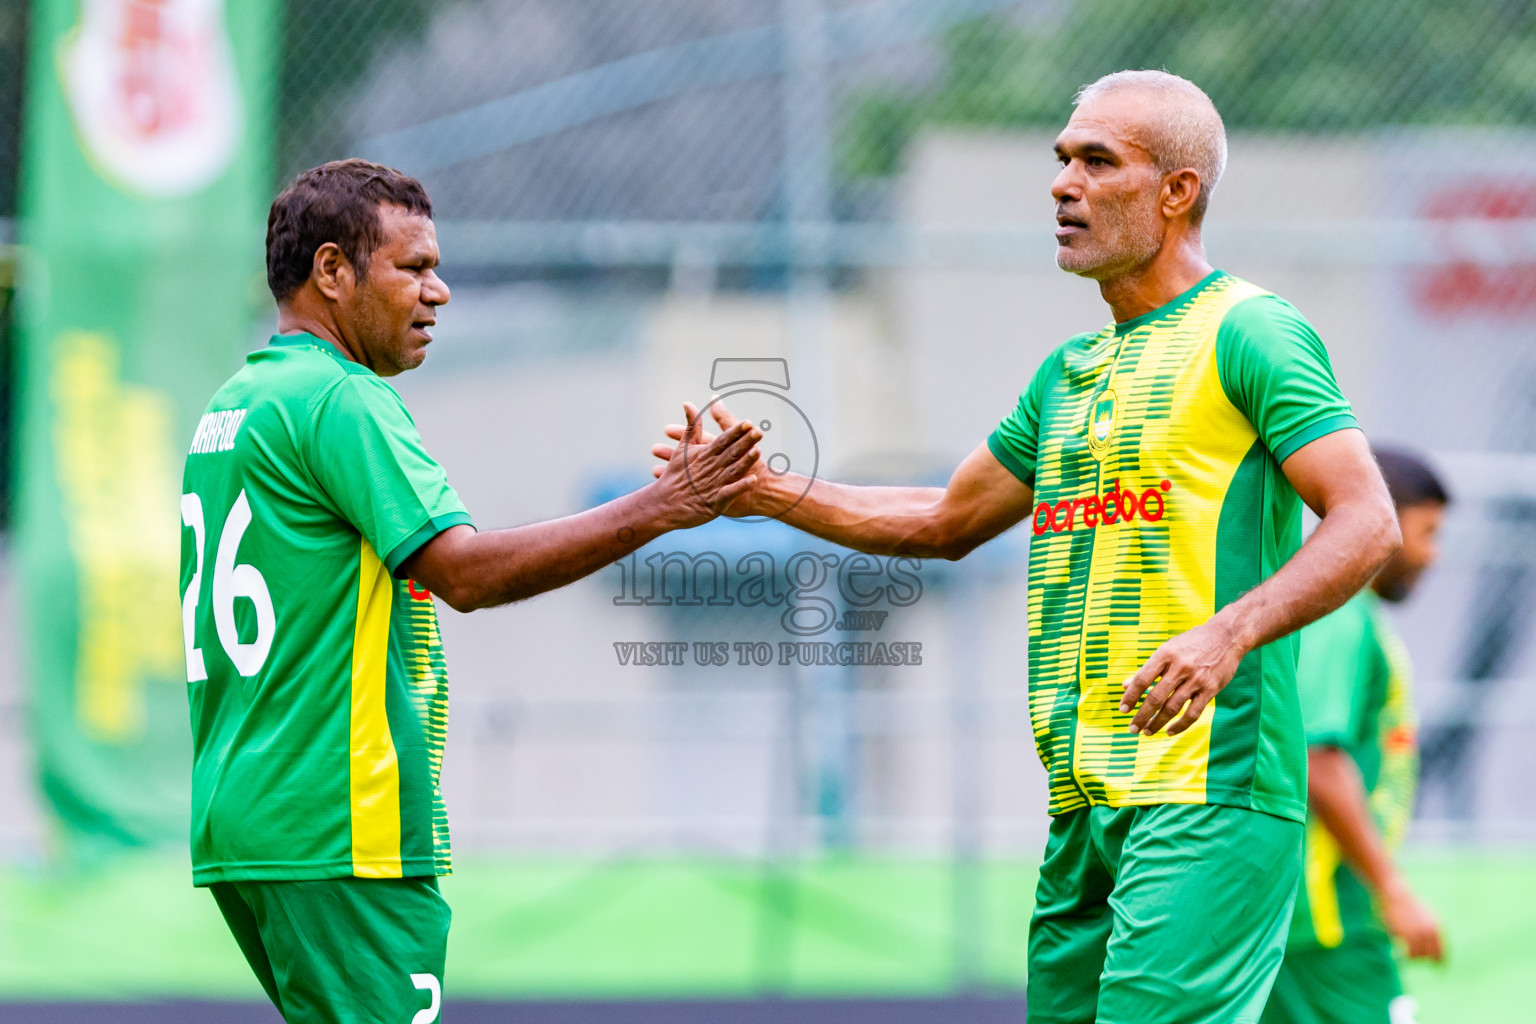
[276,305,358,363]
[1098,234,1214,324]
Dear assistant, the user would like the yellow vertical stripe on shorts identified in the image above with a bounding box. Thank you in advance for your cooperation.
[1304,819,1345,947]
[350,540,402,878]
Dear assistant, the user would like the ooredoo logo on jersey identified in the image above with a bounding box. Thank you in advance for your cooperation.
[1032,478,1173,536]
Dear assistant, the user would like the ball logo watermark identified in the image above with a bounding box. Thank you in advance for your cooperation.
[681,358,819,520]
[620,358,924,664]
[62,0,243,197]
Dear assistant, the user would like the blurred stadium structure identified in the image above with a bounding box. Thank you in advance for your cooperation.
[2,0,1536,1012]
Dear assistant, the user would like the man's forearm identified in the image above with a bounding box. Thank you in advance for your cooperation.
[1312,747,1444,960]
[754,442,1035,560]
[759,472,962,558]
[1217,494,1398,655]
[1309,748,1406,899]
[409,484,688,611]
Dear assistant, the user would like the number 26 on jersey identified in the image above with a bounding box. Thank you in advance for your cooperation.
[181,489,276,680]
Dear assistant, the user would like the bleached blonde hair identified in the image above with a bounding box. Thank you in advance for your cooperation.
[1074,70,1227,224]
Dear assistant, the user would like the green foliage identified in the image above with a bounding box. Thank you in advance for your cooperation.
[840,0,1536,180]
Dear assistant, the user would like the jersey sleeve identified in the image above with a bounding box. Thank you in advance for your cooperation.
[1216,295,1358,464]
[987,346,1067,487]
[1295,599,1374,748]
[305,373,474,576]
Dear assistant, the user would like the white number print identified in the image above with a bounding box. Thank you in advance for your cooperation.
[180,493,208,682]
[181,489,276,678]
[1389,996,1419,1024]
[410,973,441,1024]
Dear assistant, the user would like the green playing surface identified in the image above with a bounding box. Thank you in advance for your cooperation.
[0,851,1530,1018]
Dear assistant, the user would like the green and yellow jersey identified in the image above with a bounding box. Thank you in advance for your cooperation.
[179,333,472,885]
[1288,590,1419,949]
[989,270,1357,823]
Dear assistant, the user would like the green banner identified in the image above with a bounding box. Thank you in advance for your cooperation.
[14,0,278,854]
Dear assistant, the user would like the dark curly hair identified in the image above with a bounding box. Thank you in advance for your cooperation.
[265,159,433,301]
[1373,446,1451,508]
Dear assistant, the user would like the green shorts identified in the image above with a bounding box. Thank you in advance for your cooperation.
[210,875,451,1024]
[1027,802,1303,1024]
[1261,937,1410,1024]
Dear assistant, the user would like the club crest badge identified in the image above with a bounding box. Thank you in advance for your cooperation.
[61,0,243,197]
[1087,387,1117,457]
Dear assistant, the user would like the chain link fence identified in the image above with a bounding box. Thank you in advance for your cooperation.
[0,0,25,530]
[5,0,1536,860]
[0,1,1530,1004]
[261,0,1536,858]
[272,0,1536,215]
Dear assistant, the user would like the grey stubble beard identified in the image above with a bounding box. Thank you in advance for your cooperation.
[1055,194,1164,281]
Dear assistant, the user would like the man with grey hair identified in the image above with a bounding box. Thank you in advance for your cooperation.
[1068,68,1228,239]
[655,69,1399,1022]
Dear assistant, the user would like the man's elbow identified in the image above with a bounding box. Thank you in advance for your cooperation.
[425,570,486,614]
[403,531,488,613]
[1370,498,1402,565]
[933,528,983,562]
[937,540,977,561]
[438,588,482,614]
[1307,746,1340,804]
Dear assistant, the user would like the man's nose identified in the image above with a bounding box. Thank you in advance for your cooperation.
[424,270,450,306]
[1051,162,1081,202]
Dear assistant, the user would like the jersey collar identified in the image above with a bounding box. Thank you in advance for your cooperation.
[267,332,362,369]
[1112,269,1227,335]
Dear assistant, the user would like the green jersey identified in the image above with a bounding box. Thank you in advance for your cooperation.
[988,271,1357,823]
[179,333,472,885]
[1287,590,1419,949]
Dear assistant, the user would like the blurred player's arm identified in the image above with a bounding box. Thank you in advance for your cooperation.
[1124,428,1400,736]
[405,416,761,612]
[1309,744,1444,961]
[652,403,1034,559]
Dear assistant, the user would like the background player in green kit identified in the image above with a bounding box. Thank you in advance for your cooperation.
[652,71,1400,1023]
[179,159,762,1024]
[1262,448,1450,1024]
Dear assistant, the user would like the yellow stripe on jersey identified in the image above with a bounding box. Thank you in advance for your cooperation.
[1370,611,1419,850]
[1068,277,1269,807]
[1304,818,1346,948]
[350,540,402,878]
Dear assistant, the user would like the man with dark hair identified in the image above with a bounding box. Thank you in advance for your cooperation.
[264,157,436,306]
[1262,447,1450,1024]
[179,159,761,1022]
[655,71,1401,1023]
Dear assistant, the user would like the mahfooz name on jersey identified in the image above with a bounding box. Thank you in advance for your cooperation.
[1032,478,1172,536]
[188,408,247,454]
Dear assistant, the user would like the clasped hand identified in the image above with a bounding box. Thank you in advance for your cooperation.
[653,400,772,518]
[653,402,763,527]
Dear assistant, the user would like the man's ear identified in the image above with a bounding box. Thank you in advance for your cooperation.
[1161,168,1202,221]
[310,242,354,301]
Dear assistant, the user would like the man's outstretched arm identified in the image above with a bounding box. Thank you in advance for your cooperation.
[652,403,1035,560]
[405,415,761,612]
[1122,427,1401,736]
[1309,746,1444,961]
